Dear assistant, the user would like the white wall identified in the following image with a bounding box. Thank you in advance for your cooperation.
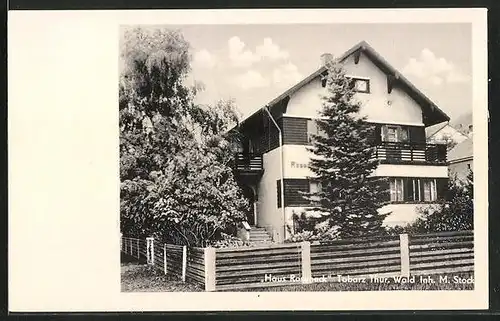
[257,147,285,241]
[449,159,473,183]
[380,203,441,227]
[282,145,316,178]
[285,52,424,126]
[283,203,437,232]
[374,164,448,178]
[281,145,448,178]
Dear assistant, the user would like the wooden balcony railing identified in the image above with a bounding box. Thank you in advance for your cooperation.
[374,142,447,165]
[234,153,264,172]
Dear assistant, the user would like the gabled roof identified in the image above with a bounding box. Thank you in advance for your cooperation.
[240,40,450,127]
[425,122,449,138]
[425,121,468,139]
[448,136,473,163]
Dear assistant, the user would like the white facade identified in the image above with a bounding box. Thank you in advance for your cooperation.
[236,42,449,241]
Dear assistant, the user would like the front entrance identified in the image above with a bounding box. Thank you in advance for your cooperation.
[241,185,257,226]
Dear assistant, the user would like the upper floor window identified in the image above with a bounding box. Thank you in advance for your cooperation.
[307,119,327,144]
[382,125,409,143]
[350,77,370,93]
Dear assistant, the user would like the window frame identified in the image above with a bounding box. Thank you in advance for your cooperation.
[309,180,323,205]
[351,77,370,93]
[389,177,439,203]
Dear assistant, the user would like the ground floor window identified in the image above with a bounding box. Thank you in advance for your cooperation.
[389,177,440,203]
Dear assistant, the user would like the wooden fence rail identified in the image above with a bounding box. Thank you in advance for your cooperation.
[120,230,474,292]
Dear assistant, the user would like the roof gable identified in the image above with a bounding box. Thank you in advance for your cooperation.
[243,40,449,127]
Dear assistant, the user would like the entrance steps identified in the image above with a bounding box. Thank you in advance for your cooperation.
[248,227,273,243]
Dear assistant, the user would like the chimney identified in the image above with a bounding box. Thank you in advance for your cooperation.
[320,53,334,67]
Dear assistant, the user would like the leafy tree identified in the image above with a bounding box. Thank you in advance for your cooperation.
[302,61,390,239]
[119,27,248,246]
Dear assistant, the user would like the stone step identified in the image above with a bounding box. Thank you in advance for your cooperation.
[250,235,271,238]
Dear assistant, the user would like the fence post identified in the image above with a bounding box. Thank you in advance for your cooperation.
[182,245,187,282]
[272,229,278,242]
[163,243,167,275]
[301,241,312,284]
[146,237,154,265]
[204,247,216,292]
[151,238,155,266]
[137,239,140,259]
[399,234,410,277]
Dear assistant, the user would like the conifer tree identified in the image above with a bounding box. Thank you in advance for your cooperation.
[305,61,389,239]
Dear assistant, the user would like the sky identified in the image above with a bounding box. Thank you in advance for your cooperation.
[166,23,472,122]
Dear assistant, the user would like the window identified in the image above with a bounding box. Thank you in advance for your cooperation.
[381,125,409,143]
[307,119,327,143]
[386,126,398,142]
[390,178,404,202]
[307,119,318,143]
[309,180,322,205]
[422,179,437,202]
[349,78,370,93]
[389,178,438,203]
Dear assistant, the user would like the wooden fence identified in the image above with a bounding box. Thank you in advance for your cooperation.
[121,236,147,262]
[310,234,402,279]
[120,230,474,291]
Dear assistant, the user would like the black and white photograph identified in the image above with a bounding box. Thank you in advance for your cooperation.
[119,22,477,292]
[8,8,488,312]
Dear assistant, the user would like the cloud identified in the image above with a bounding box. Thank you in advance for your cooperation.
[228,36,259,68]
[272,62,303,87]
[235,70,269,90]
[192,49,216,68]
[256,37,289,61]
[402,48,469,86]
[228,36,290,68]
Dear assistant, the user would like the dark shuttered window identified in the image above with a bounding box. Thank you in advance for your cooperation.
[282,117,308,145]
[277,179,311,207]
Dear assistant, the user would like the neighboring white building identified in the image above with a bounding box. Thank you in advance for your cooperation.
[448,135,473,183]
[233,41,450,242]
[426,122,469,147]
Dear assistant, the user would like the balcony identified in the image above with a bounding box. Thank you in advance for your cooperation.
[374,142,447,165]
[234,153,264,174]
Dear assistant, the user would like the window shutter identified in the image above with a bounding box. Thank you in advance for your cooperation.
[419,179,425,202]
[380,125,388,142]
[379,177,391,202]
[398,126,409,142]
[408,126,426,144]
[404,178,414,201]
[277,180,282,208]
[284,179,309,207]
[436,178,448,200]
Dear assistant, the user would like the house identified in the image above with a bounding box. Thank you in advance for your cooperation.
[426,121,469,147]
[233,41,449,242]
[447,135,473,183]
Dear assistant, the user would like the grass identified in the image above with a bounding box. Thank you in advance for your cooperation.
[120,253,202,292]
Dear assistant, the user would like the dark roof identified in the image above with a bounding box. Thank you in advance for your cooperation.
[240,40,450,126]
